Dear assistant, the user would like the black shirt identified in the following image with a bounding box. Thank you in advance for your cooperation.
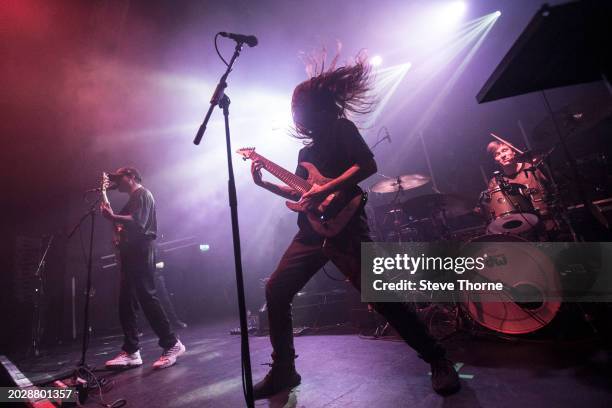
[118,186,157,244]
[294,118,374,233]
[295,118,374,180]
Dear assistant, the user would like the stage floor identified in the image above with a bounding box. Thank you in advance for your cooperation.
[13,320,612,407]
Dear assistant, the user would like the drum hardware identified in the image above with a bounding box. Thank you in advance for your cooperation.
[371,173,432,242]
[376,193,476,242]
[566,197,612,212]
[400,193,473,219]
[381,208,412,242]
[404,194,474,241]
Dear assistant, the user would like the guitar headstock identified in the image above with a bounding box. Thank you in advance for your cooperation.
[236,147,256,161]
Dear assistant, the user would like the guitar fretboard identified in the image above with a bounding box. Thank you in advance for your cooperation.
[250,152,311,194]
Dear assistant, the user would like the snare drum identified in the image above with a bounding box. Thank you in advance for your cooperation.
[480,183,539,234]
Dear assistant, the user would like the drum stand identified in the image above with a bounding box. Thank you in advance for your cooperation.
[382,178,407,242]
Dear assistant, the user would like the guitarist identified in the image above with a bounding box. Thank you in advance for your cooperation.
[100,167,186,369]
[250,56,460,398]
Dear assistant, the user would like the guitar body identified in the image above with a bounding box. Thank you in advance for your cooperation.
[235,148,368,238]
[285,162,367,237]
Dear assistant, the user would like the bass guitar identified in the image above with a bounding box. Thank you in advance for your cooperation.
[101,172,123,247]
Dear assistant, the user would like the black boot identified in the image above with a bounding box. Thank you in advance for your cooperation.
[253,358,301,399]
[430,357,460,395]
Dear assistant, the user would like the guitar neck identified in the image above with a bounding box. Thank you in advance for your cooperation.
[250,152,311,194]
[101,189,110,206]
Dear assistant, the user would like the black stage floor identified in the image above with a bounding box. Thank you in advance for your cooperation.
[13,320,612,407]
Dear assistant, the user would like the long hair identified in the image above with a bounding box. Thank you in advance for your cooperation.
[291,47,375,141]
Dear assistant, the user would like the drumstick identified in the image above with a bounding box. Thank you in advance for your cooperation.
[490,132,524,155]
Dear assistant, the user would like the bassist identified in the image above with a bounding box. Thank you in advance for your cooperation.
[100,167,186,370]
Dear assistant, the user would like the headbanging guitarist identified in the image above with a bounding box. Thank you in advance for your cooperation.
[247,54,460,399]
[100,167,186,370]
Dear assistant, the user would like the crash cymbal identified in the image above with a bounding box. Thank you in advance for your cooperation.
[370,174,430,193]
[402,193,474,219]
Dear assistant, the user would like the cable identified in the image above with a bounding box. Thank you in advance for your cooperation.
[214,33,230,67]
[75,366,127,408]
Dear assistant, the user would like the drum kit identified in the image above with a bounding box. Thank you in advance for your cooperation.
[367,159,572,337]
[370,172,548,243]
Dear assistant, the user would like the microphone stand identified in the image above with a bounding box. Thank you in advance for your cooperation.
[28,234,54,357]
[67,196,101,370]
[193,40,255,407]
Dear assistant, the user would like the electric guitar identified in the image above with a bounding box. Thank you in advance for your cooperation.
[236,147,367,237]
[101,172,123,247]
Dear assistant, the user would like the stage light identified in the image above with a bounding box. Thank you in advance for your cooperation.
[433,1,468,33]
[381,10,501,151]
[363,62,411,128]
[370,55,383,67]
[448,1,467,16]
[155,261,165,269]
[494,11,501,17]
[199,244,210,252]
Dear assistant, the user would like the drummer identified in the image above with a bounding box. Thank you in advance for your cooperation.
[486,141,557,234]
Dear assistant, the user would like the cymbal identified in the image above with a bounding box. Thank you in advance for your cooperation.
[532,99,612,143]
[402,193,474,218]
[370,174,430,193]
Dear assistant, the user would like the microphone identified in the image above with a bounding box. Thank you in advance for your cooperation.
[219,32,258,47]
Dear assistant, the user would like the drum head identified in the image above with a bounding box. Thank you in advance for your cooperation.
[462,234,561,334]
[488,213,539,234]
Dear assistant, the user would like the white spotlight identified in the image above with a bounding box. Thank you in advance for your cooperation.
[432,1,468,34]
[494,10,501,17]
[449,1,467,16]
[370,55,383,67]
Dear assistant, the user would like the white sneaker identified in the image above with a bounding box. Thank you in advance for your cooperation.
[105,351,143,368]
[153,340,186,369]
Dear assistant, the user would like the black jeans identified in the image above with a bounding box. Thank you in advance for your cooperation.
[154,270,183,324]
[118,240,177,353]
[265,223,445,364]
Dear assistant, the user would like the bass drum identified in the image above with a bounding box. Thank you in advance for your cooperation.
[461,234,561,335]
